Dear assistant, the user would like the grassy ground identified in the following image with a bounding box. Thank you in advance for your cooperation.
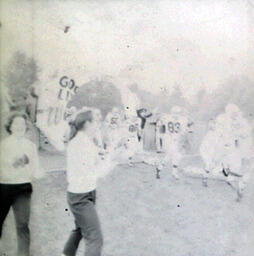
[1,154,254,256]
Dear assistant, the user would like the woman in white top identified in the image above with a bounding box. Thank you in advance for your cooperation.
[62,110,115,256]
[0,112,42,256]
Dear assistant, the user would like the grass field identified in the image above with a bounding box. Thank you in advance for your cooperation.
[1,154,254,256]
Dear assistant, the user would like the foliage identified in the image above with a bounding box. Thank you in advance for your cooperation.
[5,52,39,111]
[67,79,123,118]
[192,77,254,121]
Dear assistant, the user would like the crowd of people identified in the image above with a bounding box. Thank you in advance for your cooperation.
[0,102,253,256]
[63,103,253,201]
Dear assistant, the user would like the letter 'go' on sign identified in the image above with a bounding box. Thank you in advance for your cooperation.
[58,76,79,101]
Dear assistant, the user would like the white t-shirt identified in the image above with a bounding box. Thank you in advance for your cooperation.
[0,135,42,184]
[66,132,115,193]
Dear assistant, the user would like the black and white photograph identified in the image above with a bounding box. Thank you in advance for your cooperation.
[0,0,254,255]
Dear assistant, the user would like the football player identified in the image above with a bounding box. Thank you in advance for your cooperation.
[200,118,219,186]
[121,115,142,166]
[222,104,253,200]
[155,113,169,153]
[103,107,125,154]
[161,106,192,180]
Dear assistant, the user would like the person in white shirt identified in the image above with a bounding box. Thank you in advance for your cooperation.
[0,112,42,256]
[62,109,116,256]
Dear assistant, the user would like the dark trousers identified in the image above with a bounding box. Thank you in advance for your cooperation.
[0,183,32,256]
[63,190,103,256]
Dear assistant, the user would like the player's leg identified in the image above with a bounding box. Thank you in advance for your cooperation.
[126,148,134,167]
[155,159,164,179]
[201,154,209,187]
[224,151,242,187]
[155,153,168,179]
[156,130,163,153]
[12,183,33,256]
[127,138,139,166]
[202,155,217,187]
[202,165,210,187]
[171,143,181,180]
[236,159,251,201]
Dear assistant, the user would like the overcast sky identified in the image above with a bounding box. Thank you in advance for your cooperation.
[1,0,254,101]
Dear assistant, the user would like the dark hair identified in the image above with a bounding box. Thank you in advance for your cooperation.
[5,112,28,134]
[69,110,93,140]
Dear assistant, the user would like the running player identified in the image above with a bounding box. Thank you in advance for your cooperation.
[104,107,125,156]
[222,104,253,200]
[121,115,142,166]
[200,118,219,186]
[160,106,192,180]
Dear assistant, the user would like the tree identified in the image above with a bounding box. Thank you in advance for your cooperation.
[191,76,254,122]
[67,79,123,118]
[5,52,39,112]
[167,84,189,110]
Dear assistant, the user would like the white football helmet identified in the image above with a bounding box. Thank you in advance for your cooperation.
[171,105,183,115]
[225,103,242,120]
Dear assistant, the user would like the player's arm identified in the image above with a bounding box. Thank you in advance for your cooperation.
[145,113,153,118]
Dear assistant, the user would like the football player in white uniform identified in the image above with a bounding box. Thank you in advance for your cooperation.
[208,113,239,178]
[121,115,142,166]
[158,106,192,180]
[200,118,220,186]
[222,104,253,200]
[103,107,125,155]
[104,107,122,128]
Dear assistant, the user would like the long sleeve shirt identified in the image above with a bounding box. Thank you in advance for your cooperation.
[0,135,42,184]
[66,132,115,193]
